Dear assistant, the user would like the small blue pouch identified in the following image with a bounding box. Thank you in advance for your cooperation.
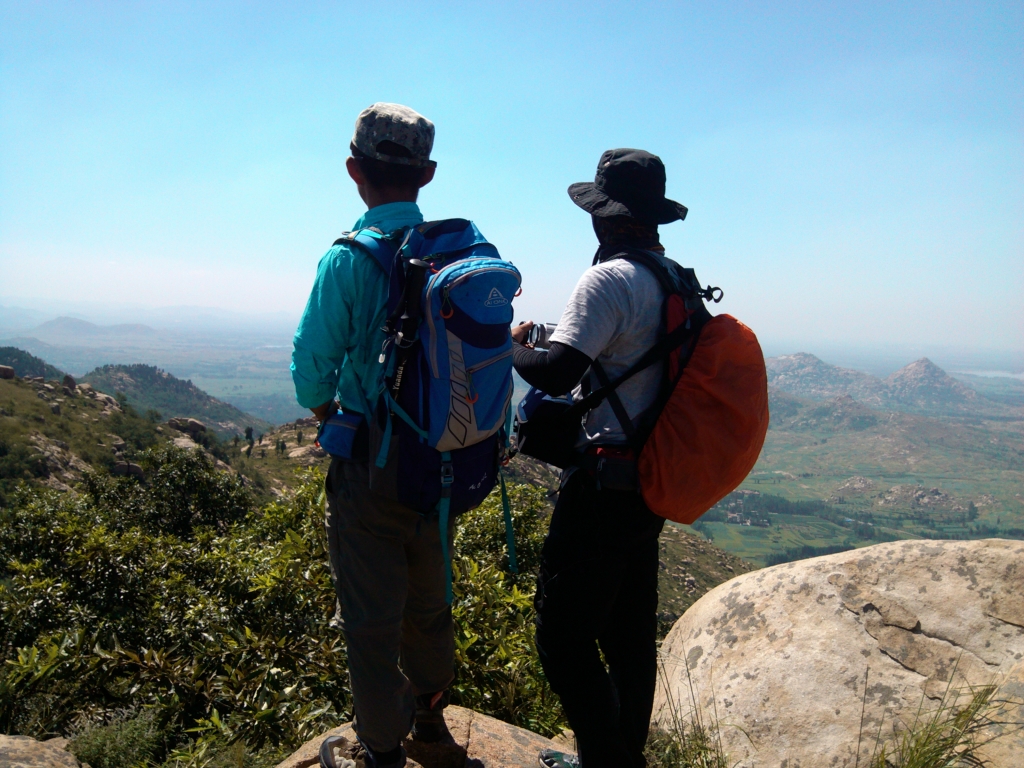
[316,411,365,459]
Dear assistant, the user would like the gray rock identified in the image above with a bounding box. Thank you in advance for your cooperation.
[276,706,559,768]
[51,403,61,415]
[112,461,145,479]
[0,735,85,767]
[0,364,14,379]
[978,659,1024,765]
[168,417,207,435]
[654,538,1024,767]
[62,374,77,390]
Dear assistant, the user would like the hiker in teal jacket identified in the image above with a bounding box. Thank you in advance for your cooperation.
[291,104,456,768]
[292,198,424,417]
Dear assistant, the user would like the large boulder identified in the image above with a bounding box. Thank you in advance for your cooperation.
[654,539,1024,767]
[0,735,85,767]
[0,364,15,379]
[277,706,559,768]
[168,417,207,436]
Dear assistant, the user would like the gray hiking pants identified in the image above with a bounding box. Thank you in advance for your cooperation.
[325,458,455,753]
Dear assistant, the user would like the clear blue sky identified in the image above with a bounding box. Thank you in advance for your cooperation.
[2,1,1021,356]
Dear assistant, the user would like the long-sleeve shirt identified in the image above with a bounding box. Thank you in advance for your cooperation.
[290,201,425,414]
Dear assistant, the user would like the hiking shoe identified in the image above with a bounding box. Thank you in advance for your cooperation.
[320,736,406,768]
[538,748,580,768]
[319,736,357,768]
[410,690,454,744]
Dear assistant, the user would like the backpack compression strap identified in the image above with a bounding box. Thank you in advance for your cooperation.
[333,227,403,275]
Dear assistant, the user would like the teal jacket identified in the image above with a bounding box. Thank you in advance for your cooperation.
[291,202,425,414]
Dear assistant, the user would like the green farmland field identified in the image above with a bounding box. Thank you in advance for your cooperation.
[692,514,877,564]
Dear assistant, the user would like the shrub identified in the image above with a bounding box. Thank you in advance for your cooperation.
[1,449,564,763]
[70,709,165,768]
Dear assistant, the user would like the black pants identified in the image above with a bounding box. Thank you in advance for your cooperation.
[535,469,665,768]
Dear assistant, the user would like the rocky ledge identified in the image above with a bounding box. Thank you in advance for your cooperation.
[277,706,559,768]
[0,735,86,767]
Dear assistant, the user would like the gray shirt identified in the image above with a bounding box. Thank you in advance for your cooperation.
[549,254,667,446]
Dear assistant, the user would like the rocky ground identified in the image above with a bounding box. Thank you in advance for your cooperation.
[275,706,559,768]
[656,524,753,636]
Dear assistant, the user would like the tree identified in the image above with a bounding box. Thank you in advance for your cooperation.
[244,426,254,442]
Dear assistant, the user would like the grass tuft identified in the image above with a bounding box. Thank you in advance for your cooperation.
[645,654,731,768]
[860,658,1023,768]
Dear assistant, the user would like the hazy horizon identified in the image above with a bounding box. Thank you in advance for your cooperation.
[3,297,1022,381]
[2,2,1022,357]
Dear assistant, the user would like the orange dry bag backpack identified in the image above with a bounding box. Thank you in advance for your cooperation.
[563,248,769,525]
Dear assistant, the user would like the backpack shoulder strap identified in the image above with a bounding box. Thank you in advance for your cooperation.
[598,247,678,295]
[599,247,724,304]
[333,227,403,275]
[563,248,720,448]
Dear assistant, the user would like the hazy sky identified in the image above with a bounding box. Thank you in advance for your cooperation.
[2,2,1021,355]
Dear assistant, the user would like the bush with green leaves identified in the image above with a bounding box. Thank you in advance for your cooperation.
[0,446,563,765]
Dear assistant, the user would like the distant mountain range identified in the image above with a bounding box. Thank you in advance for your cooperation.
[765,353,1014,417]
[81,364,272,437]
[29,316,158,340]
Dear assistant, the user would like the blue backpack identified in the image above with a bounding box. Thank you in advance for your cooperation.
[333,219,520,600]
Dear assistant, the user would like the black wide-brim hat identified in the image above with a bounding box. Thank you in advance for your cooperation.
[568,148,687,225]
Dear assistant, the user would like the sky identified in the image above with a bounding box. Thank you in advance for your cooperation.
[1,1,1022,361]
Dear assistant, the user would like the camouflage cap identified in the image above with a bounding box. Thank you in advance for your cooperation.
[351,102,436,168]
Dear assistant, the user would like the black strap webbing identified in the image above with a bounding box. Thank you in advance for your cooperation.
[591,360,637,442]
[563,320,693,422]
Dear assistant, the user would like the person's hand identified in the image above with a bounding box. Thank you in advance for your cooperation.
[311,399,339,424]
[511,320,534,347]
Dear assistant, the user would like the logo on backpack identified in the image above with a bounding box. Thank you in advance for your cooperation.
[484,287,509,307]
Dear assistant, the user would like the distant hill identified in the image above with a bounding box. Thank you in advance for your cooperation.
[950,372,1024,407]
[81,364,272,438]
[884,357,978,411]
[766,353,886,405]
[767,353,1015,417]
[0,346,66,380]
[29,317,158,339]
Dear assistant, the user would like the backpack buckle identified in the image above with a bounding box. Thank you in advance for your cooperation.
[440,462,454,489]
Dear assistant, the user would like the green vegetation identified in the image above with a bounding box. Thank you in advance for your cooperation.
[82,364,272,438]
[0,377,166,506]
[691,492,884,566]
[0,444,567,765]
[0,346,65,380]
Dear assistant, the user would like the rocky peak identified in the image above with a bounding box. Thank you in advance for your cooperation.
[885,357,978,408]
[765,353,886,405]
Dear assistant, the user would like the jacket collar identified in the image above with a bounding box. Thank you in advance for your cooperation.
[354,201,423,231]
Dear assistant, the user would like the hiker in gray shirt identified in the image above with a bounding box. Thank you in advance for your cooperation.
[511,150,689,768]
